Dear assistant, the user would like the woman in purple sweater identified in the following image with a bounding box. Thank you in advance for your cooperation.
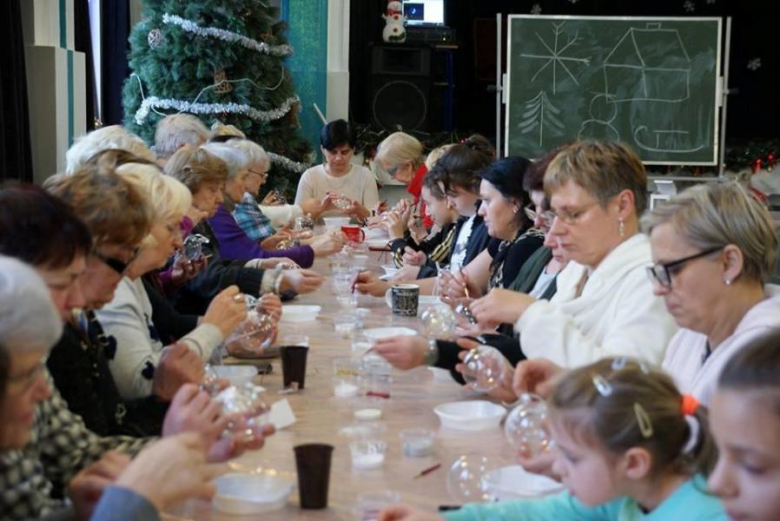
[201,142,316,268]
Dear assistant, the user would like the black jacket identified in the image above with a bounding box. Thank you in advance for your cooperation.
[47,313,169,437]
[419,215,491,279]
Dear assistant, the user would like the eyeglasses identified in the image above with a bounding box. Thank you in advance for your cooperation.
[92,247,140,275]
[524,205,556,228]
[387,165,399,177]
[248,169,268,179]
[646,247,724,288]
[548,201,601,225]
[8,359,47,393]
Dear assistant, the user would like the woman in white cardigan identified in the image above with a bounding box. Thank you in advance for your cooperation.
[643,181,779,404]
[97,163,247,399]
[371,141,677,371]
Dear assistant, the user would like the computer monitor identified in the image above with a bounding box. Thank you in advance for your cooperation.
[403,0,445,26]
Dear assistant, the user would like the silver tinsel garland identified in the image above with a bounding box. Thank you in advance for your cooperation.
[134,95,300,125]
[161,13,293,57]
[267,151,310,174]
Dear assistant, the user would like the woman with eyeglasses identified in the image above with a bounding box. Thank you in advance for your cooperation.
[642,181,779,404]
[224,138,345,256]
[375,131,433,229]
[467,140,677,368]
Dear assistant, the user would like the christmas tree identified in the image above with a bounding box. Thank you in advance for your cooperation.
[122,0,312,195]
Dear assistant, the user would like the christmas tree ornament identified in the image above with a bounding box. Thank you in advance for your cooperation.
[147,28,163,49]
[382,1,406,43]
[461,346,507,393]
[504,393,553,457]
[420,304,458,340]
[213,69,233,94]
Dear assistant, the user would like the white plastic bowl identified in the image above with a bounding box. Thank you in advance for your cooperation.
[434,400,506,431]
[363,327,417,341]
[482,465,564,500]
[213,473,293,514]
[210,365,258,387]
[323,216,351,228]
[280,305,321,323]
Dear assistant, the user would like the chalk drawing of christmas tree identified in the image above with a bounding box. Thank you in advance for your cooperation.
[519,90,564,147]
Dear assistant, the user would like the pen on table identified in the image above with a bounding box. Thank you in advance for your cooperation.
[413,462,441,479]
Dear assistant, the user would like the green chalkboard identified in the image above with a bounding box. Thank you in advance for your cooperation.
[505,16,722,165]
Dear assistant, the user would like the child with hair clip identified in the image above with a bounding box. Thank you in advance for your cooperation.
[379,357,727,521]
[707,330,780,521]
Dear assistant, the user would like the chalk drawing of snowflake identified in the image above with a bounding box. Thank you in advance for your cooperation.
[531,4,542,14]
[519,22,591,95]
[748,58,762,71]
[684,1,695,12]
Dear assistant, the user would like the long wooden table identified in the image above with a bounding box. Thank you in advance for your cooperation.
[171,257,516,520]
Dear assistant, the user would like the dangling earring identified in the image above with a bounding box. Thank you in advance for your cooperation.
[618,220,625,237]
[513,206,519,214]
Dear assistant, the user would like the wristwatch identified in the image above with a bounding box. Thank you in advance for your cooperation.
[424,338,439,366]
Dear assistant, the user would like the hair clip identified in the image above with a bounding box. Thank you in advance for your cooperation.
[634,403,654,439]
[611,357,627,371]
[682,415,701,454]
[592,374,613,397]
[638,361,651,375]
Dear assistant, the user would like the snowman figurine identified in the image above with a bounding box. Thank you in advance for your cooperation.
[382,1,406,43]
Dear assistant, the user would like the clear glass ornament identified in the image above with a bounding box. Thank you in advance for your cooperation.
[446,454,499,503]
[461,346,507,393]
[223,310,277,357]
[181,233,209,261]
[504,393,553,458]
[420,304,458,340]
[333,196,352,211]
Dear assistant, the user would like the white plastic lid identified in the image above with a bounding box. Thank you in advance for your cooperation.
[354,408,383,421]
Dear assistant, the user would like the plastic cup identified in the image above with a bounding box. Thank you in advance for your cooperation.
[400,428,435,458]
[349,440,387,470]
[333,357,363,398]
[354,490,401,521]
[294,443,334,509]
[281,345,309,390]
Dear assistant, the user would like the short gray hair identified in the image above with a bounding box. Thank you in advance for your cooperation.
[225,138,270,171]
[0,256,62,354]
[155,114,211,159]
[642,182,778,283]
[66,125,155,174]
[200,142,249,179]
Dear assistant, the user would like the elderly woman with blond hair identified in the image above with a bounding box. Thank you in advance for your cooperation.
[375,131,433,228]
[95,162,248,399]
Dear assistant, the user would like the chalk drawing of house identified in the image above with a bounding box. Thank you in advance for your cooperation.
[603,23,691,103]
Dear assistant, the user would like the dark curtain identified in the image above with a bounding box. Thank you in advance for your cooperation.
[100,0,130,126]
[74,0,97,131]
[348,0,384,124]
[0,0,33,182]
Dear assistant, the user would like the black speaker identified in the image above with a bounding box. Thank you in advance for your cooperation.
[369,46,431,131]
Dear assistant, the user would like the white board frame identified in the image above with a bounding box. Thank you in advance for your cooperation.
[503,15,725,167]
